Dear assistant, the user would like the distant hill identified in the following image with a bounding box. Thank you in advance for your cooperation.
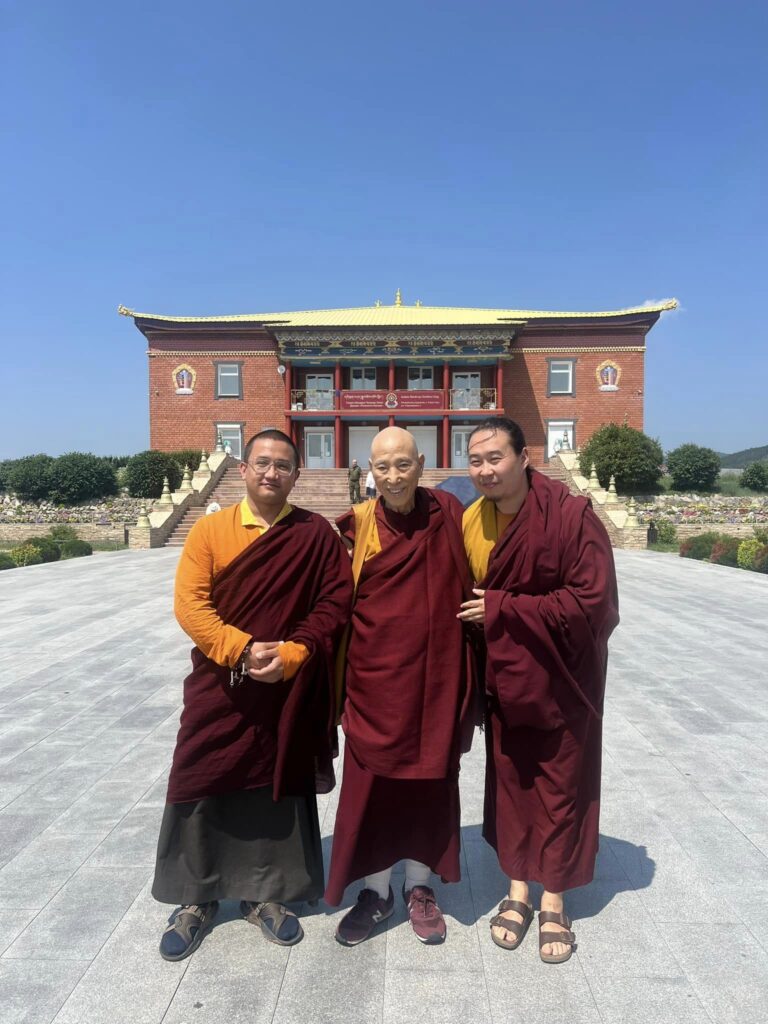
[717,445,768,469]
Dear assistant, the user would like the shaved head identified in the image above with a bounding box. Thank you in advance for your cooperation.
[370,426,419,462]
[369,427,424,514]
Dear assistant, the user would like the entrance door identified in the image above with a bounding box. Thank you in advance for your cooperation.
[409,426,437,468]
[347,426,380,467]
[305,428,334,468]
[451,427,473,468]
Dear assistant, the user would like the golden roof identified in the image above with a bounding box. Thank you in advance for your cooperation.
[118,297,677,328]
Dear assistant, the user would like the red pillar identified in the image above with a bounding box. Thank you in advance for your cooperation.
[496,358,503,413]
[334,361,343,468]
[442,415,450,469]
[284,362,292,434]
[388,360,395,392]
[388,415,395,427]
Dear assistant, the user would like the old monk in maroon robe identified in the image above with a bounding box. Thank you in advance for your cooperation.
[326,427,477,947]
[153,430,352,960]
[459,418,619,965]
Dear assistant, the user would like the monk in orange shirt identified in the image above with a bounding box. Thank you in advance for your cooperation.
[153,429,352,960]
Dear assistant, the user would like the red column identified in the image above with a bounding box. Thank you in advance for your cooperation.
[442,415,450,468]
[334,361,343,468]
[284,362,292,434]
[496,358,504,413]
[388,415,395,427]
[335,415,343,468]
[388,360,395,392]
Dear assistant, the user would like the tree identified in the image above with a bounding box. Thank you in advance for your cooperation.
[6,454,55,501]
[578,424,663,494]
[666,444,721,492]
[47,453,118,505]
[125,451,183,498]
[740,461,768,492]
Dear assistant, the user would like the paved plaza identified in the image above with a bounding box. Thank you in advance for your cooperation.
[1,548,767,1024]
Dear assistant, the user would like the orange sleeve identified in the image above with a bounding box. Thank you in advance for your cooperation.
[173,517,252,668]
[278,641,310,681]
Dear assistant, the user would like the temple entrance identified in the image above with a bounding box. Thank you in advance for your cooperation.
[305,428,334,468]
[409,426,437,468]
[451,426,473,468]
[347,426,380,468]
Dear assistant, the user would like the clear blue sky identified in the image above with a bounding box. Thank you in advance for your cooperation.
[2,0,765,458]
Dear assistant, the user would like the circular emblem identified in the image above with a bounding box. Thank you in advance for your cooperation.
[385,392,399,408]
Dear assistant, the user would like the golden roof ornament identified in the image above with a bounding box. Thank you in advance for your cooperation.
[394,288,402,306]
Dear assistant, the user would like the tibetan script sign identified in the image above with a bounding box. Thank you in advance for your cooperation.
[339,390,445,410]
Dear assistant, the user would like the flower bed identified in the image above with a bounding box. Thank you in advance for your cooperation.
[635,493,768,527]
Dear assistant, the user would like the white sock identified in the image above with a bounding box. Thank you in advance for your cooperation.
[404,859,431,892]
[365,867,393,899]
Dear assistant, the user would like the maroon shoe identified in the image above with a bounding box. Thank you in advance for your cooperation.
[335,887,394,946]
[403,884,447,945]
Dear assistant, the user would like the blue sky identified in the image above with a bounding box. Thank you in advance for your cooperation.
[2,0,765,458]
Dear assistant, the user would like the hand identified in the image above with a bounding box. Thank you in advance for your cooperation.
[245,642,285,684]
[457,588,486,624]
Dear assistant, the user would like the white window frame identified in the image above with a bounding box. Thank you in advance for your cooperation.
[215,362,242,398]
[548,359,574,396]
[350,367,377,391]
[407,366,434,390]
[216,423,244,459]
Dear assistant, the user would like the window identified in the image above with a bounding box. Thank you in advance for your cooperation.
[305,373,334,410]
[407,366,434,390]
[452,371,481,408]
[350,367,377,391]
[546,420,575,460]
[216,423,243,460]
[548,359,574,396]
[215,362,242,398]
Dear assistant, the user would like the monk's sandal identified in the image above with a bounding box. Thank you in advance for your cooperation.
[489,899,533,951]
[240,901,304,946]
[159,901,218,961]
[538,910,576,964]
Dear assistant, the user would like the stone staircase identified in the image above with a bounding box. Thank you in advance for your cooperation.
[165,463,570,545]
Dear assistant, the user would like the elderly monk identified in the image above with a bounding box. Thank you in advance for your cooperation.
[326,427,476,946]
[459,417,619,964]
[153,429,352,960]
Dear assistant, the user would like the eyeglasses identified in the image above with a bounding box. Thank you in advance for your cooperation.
[243,458,296,476]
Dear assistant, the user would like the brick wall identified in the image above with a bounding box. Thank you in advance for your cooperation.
[504,341,645,468]
[149,352,286,452]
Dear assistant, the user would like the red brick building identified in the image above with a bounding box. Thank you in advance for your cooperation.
[120,293,675,469]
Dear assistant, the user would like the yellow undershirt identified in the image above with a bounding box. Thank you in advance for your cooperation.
[462,497,517,583]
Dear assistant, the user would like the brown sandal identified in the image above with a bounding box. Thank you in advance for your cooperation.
[489,899,534,950]
[538,910,576,964]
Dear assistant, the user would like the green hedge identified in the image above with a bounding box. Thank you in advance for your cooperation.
[60,539,93,559]
[10,543,43,567]
[4,455,55,501]
[679,532,721,560]
[709,537,740,567]
[0,552,16,571]
[23,536,61,563]
[740,462,768,492]
[169,449,205,473]
[48,524,80,542]
[579,424,663,493]
[47,452,118,504]
[125,451,183,498]
[666,444,721,491]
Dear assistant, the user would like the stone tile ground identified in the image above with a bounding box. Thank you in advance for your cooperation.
[0,549,766,1024]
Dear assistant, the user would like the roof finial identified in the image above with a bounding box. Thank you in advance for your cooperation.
[394,288,402,306]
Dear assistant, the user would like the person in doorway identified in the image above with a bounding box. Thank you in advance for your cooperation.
[459,417,619,964]
[364,468,376,500]
[326,427,477,946]
[348,459,363,504]
[153,429,353,960]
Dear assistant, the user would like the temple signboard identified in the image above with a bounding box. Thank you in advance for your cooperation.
[340,389,445,410]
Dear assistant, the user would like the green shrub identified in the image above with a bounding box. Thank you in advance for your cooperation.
[710,537,740,566]
[116,466,128,490]
[23,536,61,563]
[753,545,768,574]
[679,532,720,560]
[47,452,118,505]
[737,538,761,570]
[740,462,768,491]
[666,444,721,491]
[48,524,79,542]
[102,455,133,469]
[10,543,44,567]
[169,449,204,473]
[0,459,15,493]
[125,451,183,498]
[5,454,55,501]
[753,527,768,545]
[0,552,16,570]
[60,539,93,559]
[655,522,678,545]
[579,424,663,493]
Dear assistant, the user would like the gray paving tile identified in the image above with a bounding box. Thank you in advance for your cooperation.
[588,974,712,1024]
[0,832,104,909]
[0,959,89,1024]
[0,907,38,956]
[383,967,489,1024]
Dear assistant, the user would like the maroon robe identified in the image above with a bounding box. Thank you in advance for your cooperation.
[166,508,353,805]
[481,470,619,892]
[325,487,476,905]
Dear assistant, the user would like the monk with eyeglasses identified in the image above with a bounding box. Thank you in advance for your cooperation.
[153,429,352,959]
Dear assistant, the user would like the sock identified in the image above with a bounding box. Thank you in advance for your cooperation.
[364,867,393,900]
[404,859,431,892]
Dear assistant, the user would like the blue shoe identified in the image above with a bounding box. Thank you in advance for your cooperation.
[159,902,218,961]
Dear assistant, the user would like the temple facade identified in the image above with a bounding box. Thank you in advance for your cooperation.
[120,292,675,469]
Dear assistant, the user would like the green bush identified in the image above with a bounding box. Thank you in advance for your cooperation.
[169,449,204,473]
[666,444,721,492]
[23,536,61,563]
[737,538,762,570]
[753,545,768,574]
[60,539,93,559]
[710,537,740,566]
[10,543,44,567]
[102,455,133,469]
[0,552,16,570]
[0,459,15,493]
[125,451,183,498]
[47,452,118,505]
[740,462,768,492]
[5,454,55,501]
[579,424,663,493]
[48,524,79,542]
[753,527,768,545]
[679,531,720,560]
[655,522,678,545]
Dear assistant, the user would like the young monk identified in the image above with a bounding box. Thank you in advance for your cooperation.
[326,427,477,946]
[153,430,352,959]
[459,417,619,964]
